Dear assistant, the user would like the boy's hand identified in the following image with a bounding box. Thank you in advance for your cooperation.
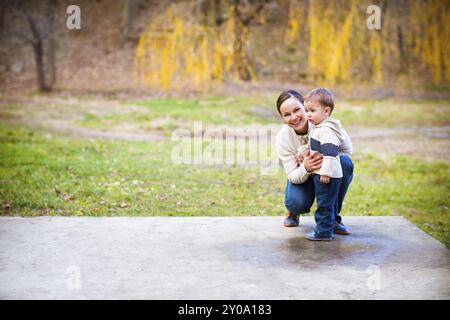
[320,175,330,184]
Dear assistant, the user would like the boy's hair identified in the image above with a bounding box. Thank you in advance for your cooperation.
[304,88,335,113]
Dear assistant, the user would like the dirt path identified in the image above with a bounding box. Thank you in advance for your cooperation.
[1,96,449,161]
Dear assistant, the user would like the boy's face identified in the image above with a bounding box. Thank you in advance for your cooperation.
[304,100,331,125]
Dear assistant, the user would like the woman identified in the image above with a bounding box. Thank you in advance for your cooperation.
[275,90,353,234]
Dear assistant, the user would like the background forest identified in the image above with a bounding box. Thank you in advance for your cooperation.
[0,0,449,246]
[1,0,449,95]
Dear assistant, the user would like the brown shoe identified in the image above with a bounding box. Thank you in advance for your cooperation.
[284,212,299,227]
[333,221,351,235]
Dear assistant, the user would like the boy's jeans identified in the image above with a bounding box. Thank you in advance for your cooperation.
[313,175,342,237]
[284,155,354,224]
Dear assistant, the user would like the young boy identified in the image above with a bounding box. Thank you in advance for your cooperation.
[302,88,352,241]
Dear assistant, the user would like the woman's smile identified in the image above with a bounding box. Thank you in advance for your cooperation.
[289,114,307,128]
[290,118,303,126]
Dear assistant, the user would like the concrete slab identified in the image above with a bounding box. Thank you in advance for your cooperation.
[0,216,448,299]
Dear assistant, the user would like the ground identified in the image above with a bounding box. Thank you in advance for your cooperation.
[0,216,448,299]
[0,92,449,246]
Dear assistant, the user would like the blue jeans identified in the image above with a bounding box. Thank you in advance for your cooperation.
[284,155,354,225]
[313,175,341,237]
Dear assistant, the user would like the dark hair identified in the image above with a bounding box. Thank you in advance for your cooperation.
[276,90,305,115]
[304,88,335,113]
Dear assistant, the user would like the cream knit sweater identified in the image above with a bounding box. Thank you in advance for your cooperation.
[276,119,352,184]
[275,123,311,184]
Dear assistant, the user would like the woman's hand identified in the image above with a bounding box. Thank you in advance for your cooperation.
[303,150,323,173]
[295,153,304,164]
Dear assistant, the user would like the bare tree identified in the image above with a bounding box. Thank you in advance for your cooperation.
[46,0,57,86]
[3,0,57,92]
[120,0,140,47]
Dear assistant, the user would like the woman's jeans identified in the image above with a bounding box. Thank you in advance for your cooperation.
[284,155,354,232]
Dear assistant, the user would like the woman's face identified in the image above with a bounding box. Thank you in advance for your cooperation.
[279,97,308,133]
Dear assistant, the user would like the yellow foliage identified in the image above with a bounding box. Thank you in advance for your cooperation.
[404,0,449,83]
[307,0,355,85]
[303,0,450,86]
[213,43,224,81]
[325,2,355,85]
[133,2,255,92]
[306,0,320,77]
[134,0,450,91]
[284,0,303,46]
[370,33,383,85]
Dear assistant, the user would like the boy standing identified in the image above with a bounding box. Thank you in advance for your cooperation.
[303,88,352,241]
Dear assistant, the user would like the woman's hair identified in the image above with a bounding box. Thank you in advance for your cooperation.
[276,90,305,115]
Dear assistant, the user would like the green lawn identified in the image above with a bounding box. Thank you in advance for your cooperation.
[1,124,449,246]
[76,96,450,133]
[334,98,450,127]
[78,95,279,134]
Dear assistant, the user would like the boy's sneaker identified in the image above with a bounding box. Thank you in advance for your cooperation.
[305,232,334,241]
[334,222,351,235]
[284,212,299,227]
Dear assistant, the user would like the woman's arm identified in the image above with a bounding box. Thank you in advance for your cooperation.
[276,136,323,184]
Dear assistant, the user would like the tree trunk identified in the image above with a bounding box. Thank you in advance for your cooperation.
[397,24,406,74]
[23,5,48,91]
[120,0,138,47]
[231,1,253,81]
[33,40,47,91]
[47,0,56,86]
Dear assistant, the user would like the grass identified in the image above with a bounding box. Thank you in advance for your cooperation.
[0,124,284,217]
[76,96,450,134]
[1,124,449,246]
[345,154,449,245]
[334,98,450,127]
[78,95,279,134]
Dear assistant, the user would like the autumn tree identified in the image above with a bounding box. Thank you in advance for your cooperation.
[283,0,450,86]
[134,0,270,91]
